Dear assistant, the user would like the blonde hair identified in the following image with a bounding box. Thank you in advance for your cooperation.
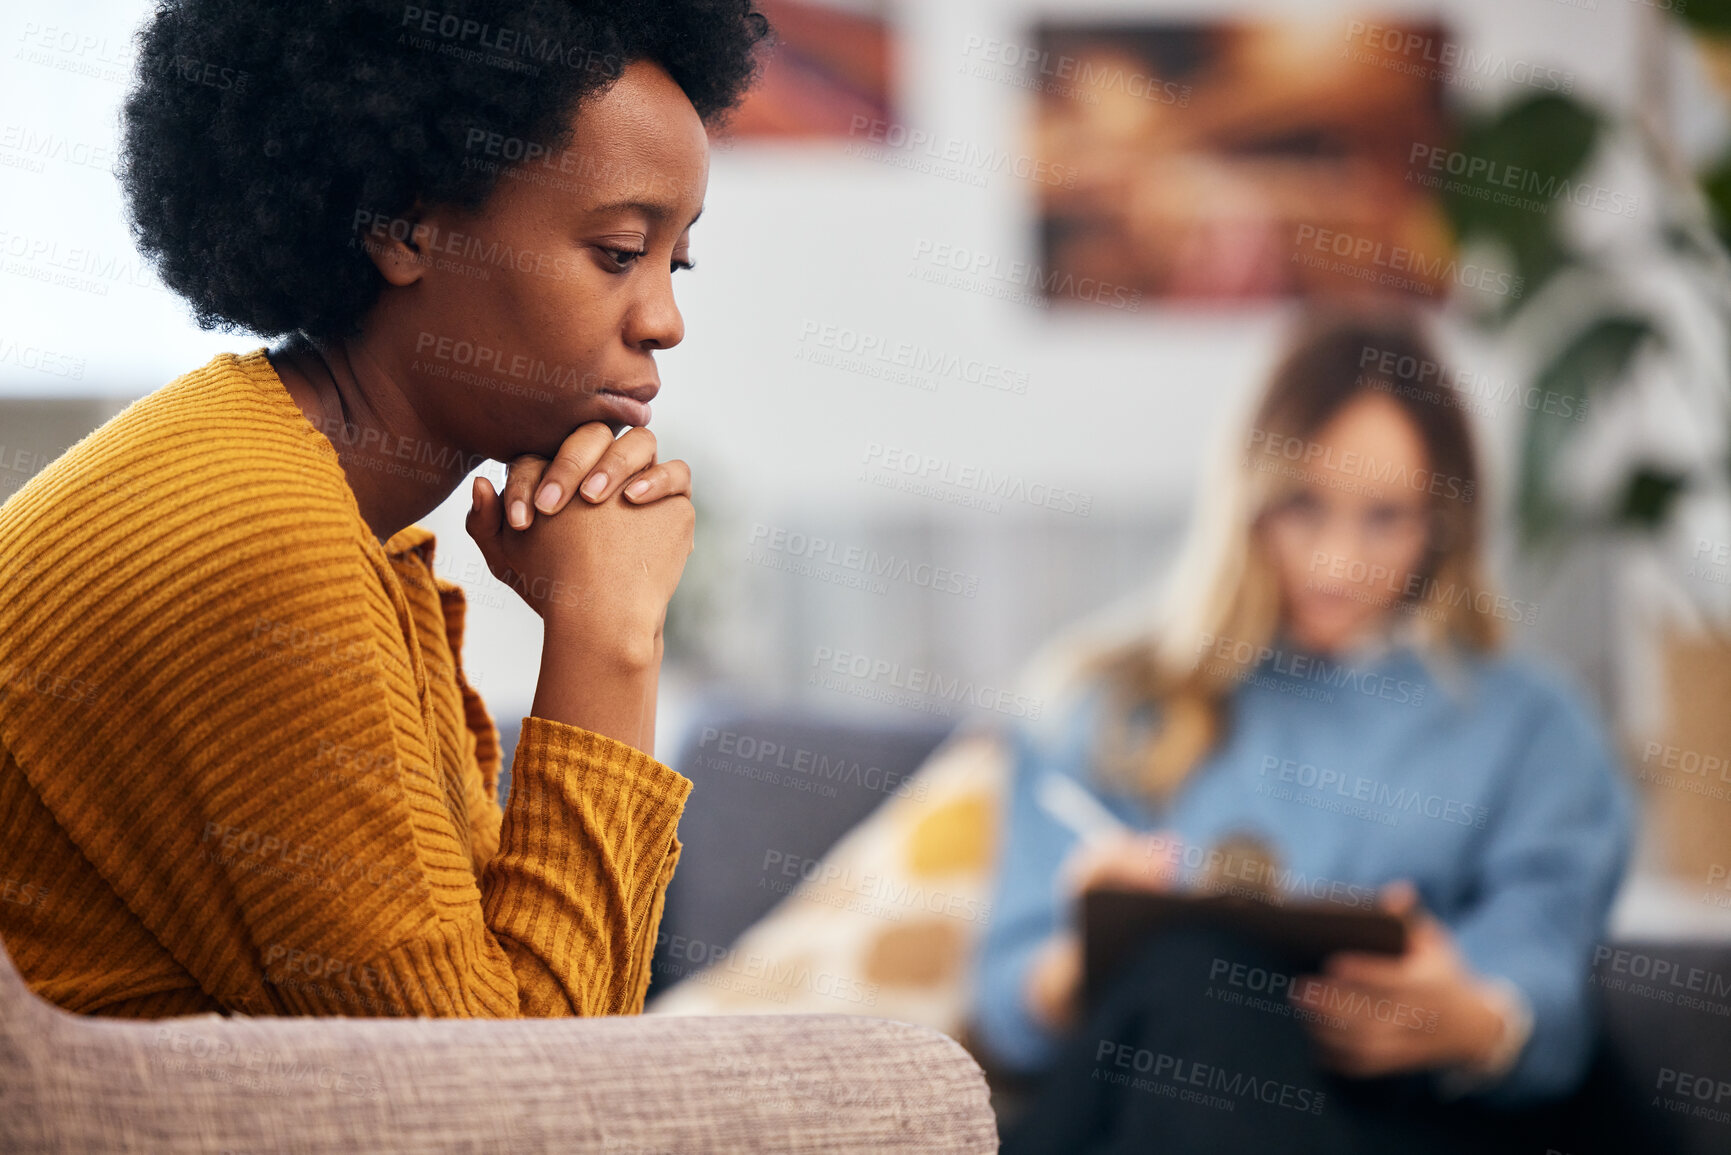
[1079,305,1503,801]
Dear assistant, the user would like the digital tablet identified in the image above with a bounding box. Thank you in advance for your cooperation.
[1080,886,1409,1006]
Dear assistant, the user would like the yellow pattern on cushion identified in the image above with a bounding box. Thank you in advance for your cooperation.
[908,794,995,877]
[650,729,1009,1044]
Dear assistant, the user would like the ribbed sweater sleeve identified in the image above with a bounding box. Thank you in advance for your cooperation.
[251,714,689,1020]
[0,351,690,1019]
[481,720,687,1016]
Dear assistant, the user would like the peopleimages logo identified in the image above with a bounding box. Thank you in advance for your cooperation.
[460,128,700,200]
[1407,143,1640,219]
[1635,740,1731,802]
[1,876,51,911]
[1094,1041,1327,1115]
[653,932,879,1007]
[846,115,1077,189]
[1246,426,1475,502]
[0,228,167,295]
[1305,553,1541,627]
[414,330,595,394]
[1207,958,1439,1033]
[1341,21,1575,94]
[1138,835,1381,909]
[1257,755,1490,828]
[1292,225,1523,300]
[0,335,89,378]
[696,725,931,801]
[0,660,97,706]
[1357,344,1589,423]
[910,239,1143,311]
[0,123,118,173]
[959,36,1193,107]
[809,645,1043,719]
[860,442,1093,517]
[398,6,622,77]
[798,320,1030,396]
[1196,633,1427,706]
[761,849,993,925]
[748,523,981,598]
[13,20,138,85]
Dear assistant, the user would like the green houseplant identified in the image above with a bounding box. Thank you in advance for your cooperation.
[1438,4,1731,881]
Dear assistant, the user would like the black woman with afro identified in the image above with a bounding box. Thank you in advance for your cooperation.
[0,1,771,1020]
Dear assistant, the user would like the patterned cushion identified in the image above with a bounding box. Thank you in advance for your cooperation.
[650,730,1009,1044]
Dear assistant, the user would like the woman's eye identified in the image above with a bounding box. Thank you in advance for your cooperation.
[1366,504,1421,532]
[601,247,695,273]
[1365,506,1401,529]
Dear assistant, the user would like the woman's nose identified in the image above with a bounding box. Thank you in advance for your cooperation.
[628,273,685,351]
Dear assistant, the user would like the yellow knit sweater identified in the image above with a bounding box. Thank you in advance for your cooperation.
[0,349,690,1019]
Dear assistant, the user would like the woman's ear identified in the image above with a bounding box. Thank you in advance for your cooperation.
[355,197,432,288]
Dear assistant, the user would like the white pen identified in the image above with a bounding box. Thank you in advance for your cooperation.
[1036,771,1133,844]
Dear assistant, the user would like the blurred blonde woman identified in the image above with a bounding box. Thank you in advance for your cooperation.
[974,304,1632,1155]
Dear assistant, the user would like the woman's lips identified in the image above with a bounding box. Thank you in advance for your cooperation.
[595,389,653,427]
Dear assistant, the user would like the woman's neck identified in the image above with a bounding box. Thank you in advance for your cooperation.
[269,334,470,543]
[1284,617,1397,663]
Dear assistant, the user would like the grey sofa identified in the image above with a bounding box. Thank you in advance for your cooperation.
[0,922,996,1153]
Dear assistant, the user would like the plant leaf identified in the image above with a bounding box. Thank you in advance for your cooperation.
[1517,316,1660,547]
[1616,466,1690,530]
[1438,95,1602,319]
[1678,0,1731,36]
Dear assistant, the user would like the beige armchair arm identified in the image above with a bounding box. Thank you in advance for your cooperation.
[0,939,997,1153]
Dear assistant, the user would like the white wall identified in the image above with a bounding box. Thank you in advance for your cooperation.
[0,0,1654,739]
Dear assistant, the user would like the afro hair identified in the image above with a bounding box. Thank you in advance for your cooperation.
[121,0,770,338]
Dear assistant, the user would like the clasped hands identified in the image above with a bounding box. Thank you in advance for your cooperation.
[465,423,694,665]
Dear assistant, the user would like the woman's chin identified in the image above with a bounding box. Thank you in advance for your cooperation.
[1290,614,1376,656]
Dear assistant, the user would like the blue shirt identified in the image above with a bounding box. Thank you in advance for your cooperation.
[971,641,1634,1104]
